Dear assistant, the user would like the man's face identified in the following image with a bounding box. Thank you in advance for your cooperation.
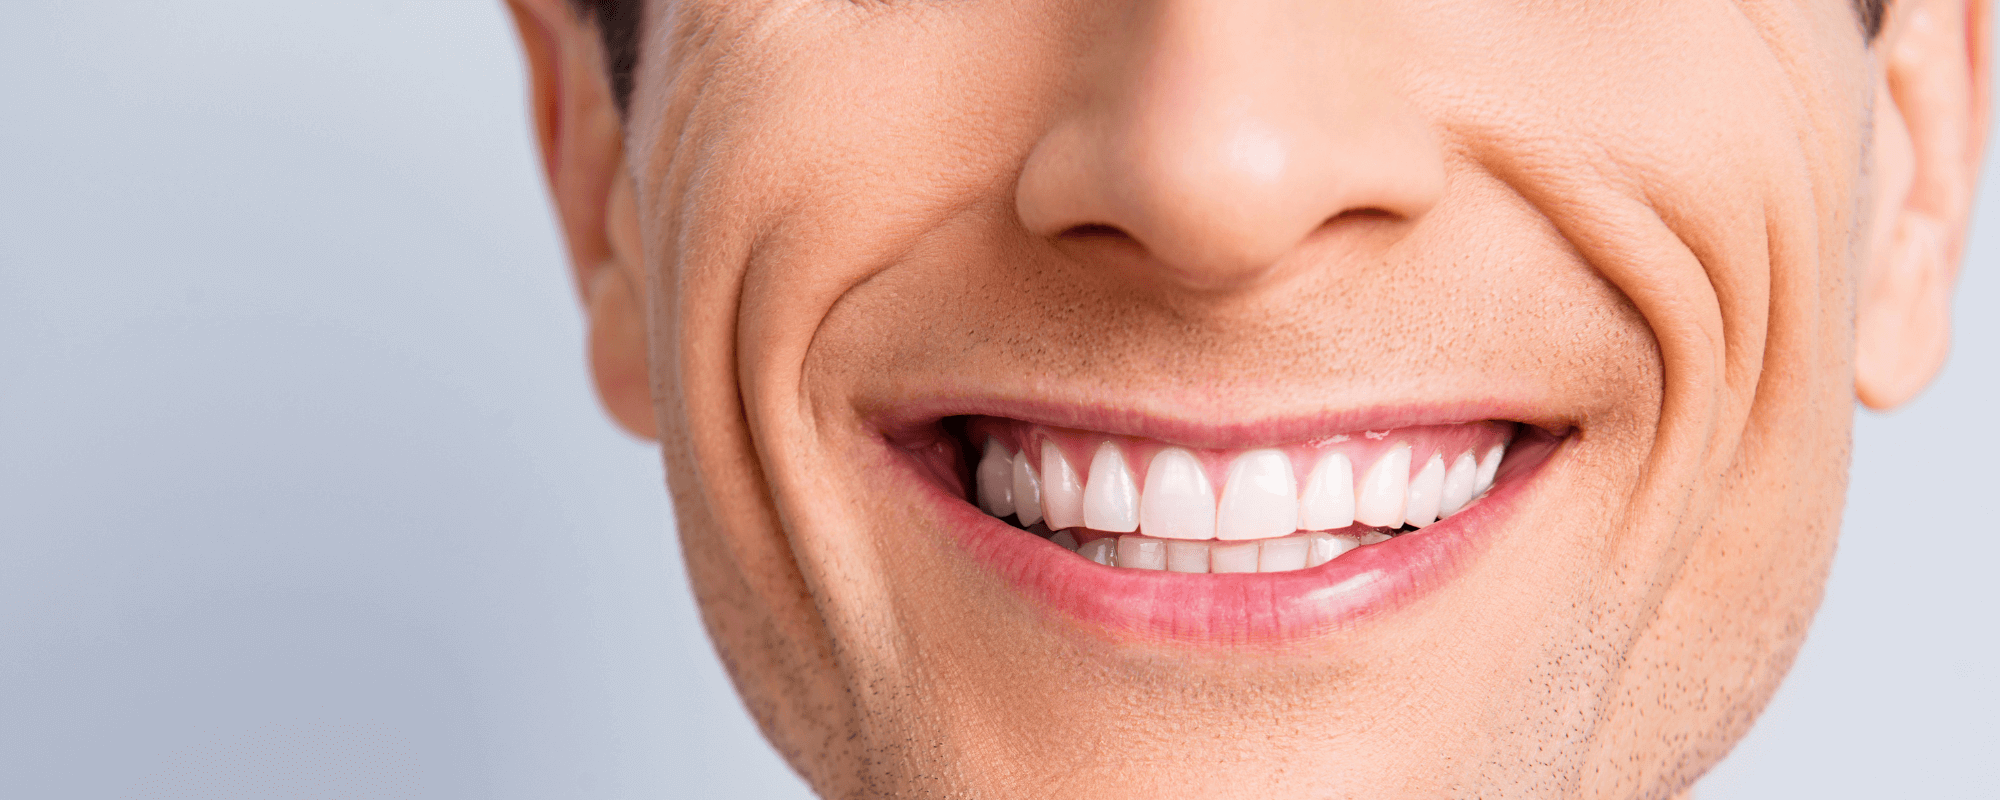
[514,0,1986,795]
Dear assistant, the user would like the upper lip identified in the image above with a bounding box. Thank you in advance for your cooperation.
[867,391,1572,452]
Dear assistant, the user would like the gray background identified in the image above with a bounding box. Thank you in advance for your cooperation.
[0,2,1991,797]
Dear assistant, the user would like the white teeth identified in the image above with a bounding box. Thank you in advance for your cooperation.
[1064,533,1368,573]
[1258,536,1309,572]
[1116,536,1168,570]
[1079,537,1116,566]
[976,439,1015,518]
[1439,451,1478,517]
[1165,540,1210,573]
[1216,448,1300,541]
[1474,444,1504,496]
[1298,452,1355,530]
[1404,452,1446,528]
[1041,441,1086,530]
[1139,447,1216,540]
[1082,442,1139,533]
[1210,541,1261,573]
[1305,531,1356,567]
[1010,450,1043,527]
[996,431,1511,573]
[1354,444,1412,527]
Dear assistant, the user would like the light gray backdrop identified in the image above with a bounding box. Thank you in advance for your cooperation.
[1,2,1992,798]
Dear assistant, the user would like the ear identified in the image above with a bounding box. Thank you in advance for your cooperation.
[1856,0,1991,410]
[506,0,656,439]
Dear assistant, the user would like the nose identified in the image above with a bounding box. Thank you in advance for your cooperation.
[1016,0,1445,293]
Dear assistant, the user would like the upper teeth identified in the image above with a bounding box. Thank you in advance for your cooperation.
[1139,447,1215,540]
[975,438,1016,519]
[1040,440,1086,530]
[975,431,1507,550]
[1216,449,1299,540]
[1082,442,1140,532]
[1353,444,1412,528]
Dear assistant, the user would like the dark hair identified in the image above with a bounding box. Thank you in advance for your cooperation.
[566,0,642,115]
[570,0,1889,116]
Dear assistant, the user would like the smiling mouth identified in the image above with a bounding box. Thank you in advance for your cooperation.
[879,404,1566,642]
[961,417,1516,573]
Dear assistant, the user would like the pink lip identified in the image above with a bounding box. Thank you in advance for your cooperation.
[876,405,1566,646]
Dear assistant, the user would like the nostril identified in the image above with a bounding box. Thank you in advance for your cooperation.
[1333,207,1397,221]
[1058,222,1131,241]
[1302,207,1401,244]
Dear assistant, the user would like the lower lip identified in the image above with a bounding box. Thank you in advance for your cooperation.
[916,432,1559,646]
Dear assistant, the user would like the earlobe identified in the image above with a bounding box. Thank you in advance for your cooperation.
[506,0,656,438]
[589,169,658,440]
[587,258,658,440]
[1853,0,1989,410]
[1855,212,1955,409]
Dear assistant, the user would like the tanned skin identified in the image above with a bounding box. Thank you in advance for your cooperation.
[507,1,1987,797]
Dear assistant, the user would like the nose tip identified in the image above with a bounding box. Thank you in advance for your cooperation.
[1014,1,1445,294]
[1022,112,1443,291]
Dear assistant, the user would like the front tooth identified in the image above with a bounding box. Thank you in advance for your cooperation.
[1116,536,1167,570]
[1473,444,1505,496]
[1139,447,1216,540]
[1258,535,1309,572]
[1216,449,1300,540]
[976,439,1015,518]
[1050,530,1079,552]
[1041,441,1086,530]
[1357,530,1393,545]
[1082,442,1139,533]
[1404,453,1446,528]
[1079,537,1116,566]
[1165,540,1210,573]
[1439,451,1478,517]
[1210,541,1261,574]
[1305,531,1356,567]
[1354,444,1412,527]
[1298,452,1355,530]
[1011,450,1043,527]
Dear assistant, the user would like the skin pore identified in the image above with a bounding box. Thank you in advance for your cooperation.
[507,1,1987,797]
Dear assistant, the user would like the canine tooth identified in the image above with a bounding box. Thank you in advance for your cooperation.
[1298,452,1355,530]
[1354,444,1412,527]
[1405,453,1446,528]
[1165,540,1210,573]
[1050,530,1079,552]
[1258,536,1309,572]
[1083,442,1139,533]
[1011,451,1043,527]
[1210,541,1261,574]
[1139,447,1216,540]
[976,439,1015,518]
[1217,449,1300,540]
[1117,536,1168,570]
[1358,530,1393,545]
[1305,531,1356,567]
[1439,451,1478,516]
[1079,537,1116,566]
[1041,441,1086,530]
[1474,444,1504,496]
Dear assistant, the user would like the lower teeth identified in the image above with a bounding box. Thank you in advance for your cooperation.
[1043,527,1404,573]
